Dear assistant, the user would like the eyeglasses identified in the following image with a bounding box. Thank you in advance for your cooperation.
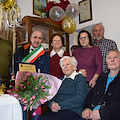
[79,36,89,40]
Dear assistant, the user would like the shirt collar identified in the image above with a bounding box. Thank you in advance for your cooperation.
[29,45,38,53]
[63,71,79,80]
[107,73,117,84]
[94,37,105,44]
[105,73,118,91]
[108,73,117,79]
[50,49,64,57]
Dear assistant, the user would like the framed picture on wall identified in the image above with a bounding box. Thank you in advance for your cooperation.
[33,0,47,17]
[78,0,92,24]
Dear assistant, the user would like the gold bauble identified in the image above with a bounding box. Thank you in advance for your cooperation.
[7,0,15,8]
[0,84,6,95]
[62,17,76,34]
[1,0,15,11]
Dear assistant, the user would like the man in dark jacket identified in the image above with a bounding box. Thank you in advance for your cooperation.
[10,30,50,120]
[82,50,120,120]
[11,30,50,74]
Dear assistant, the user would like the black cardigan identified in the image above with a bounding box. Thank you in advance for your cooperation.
[83,71,120,120]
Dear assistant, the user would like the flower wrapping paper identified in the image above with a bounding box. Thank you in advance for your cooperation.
[15,71,62,108]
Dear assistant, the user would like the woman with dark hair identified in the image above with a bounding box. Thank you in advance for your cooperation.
[47,34,70,78]
[73,30,103,88]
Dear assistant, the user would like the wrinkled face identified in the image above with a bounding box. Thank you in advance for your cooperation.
[93,24,104,40]
[79,32,90,47]
[51,35,62,49]
[61,59,75,77]
[106,51,120,70]
[30,31,43,48]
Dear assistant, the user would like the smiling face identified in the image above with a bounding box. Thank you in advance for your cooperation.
[106,51,120,70]
[61,59,75,77]
[79,32,90,48]
[30,30,43,48]
[51,35,62,50]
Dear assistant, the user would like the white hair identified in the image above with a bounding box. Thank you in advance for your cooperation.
[59,56,78,70]
[106,49,120,62]
[92,24,105,33]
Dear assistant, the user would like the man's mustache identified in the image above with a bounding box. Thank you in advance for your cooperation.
[34,41,40,44]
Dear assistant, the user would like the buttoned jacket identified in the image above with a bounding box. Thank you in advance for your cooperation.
[83,71,120,120]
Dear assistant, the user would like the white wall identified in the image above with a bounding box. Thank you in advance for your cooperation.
[17,0,120,50]
[72,0,120,50]
[17,0,35,17]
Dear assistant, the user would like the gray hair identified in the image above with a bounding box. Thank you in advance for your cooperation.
[106,49,120,61]
[59,56,78,70]
[31,30,44,38]
[92,24,105,33]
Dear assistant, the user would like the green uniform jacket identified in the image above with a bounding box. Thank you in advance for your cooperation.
[0,38,12,82]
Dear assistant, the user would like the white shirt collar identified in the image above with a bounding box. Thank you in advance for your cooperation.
[50,49,64,57]
[63,71,79,80]
[29,45,38,53]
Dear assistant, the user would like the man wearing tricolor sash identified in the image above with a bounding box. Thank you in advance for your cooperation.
[10,30,50,120]
[12,30,50,74]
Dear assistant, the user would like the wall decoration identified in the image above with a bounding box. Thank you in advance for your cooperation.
[44,0,70,18]
[33,0,47,17]
[62,17,76,34]
[65,3,80,18]
[0,0,22,53]
[79,0,92,24]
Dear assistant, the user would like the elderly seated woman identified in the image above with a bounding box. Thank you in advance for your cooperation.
[81,50,120,120]
[37,56,88,120]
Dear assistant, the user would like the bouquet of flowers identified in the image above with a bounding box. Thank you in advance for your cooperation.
[9,71,62,112]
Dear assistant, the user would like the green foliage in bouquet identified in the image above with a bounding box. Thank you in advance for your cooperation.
[11,73,51,111]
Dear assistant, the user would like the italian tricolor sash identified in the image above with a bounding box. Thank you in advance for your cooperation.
[21,45,45,63]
